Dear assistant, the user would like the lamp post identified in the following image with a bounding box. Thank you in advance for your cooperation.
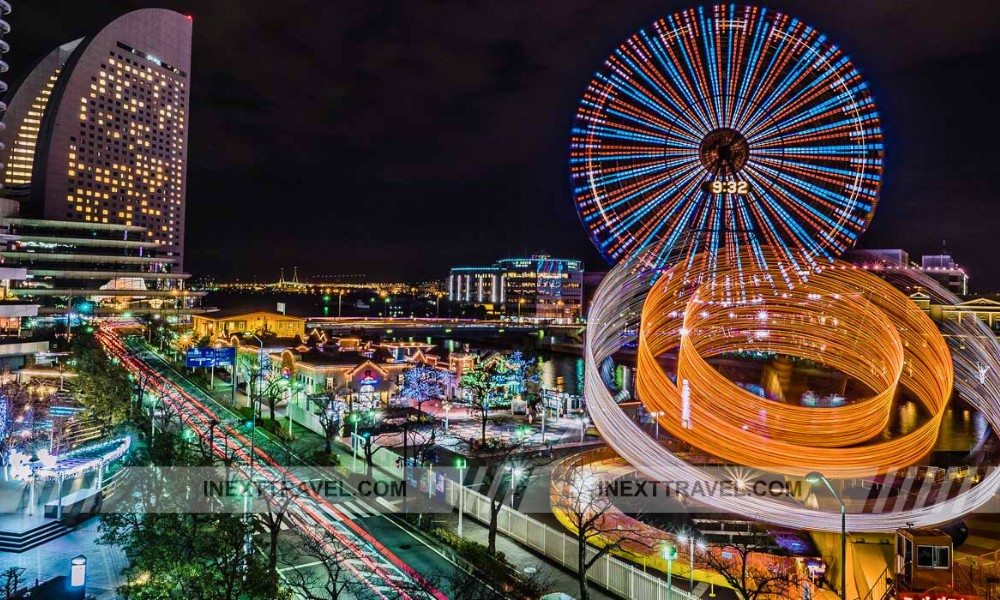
[578,414,588,445]
[677,533,698,592]
[663,544,678,600]
[806,472,846,600]
[150,395,165,443]
[443,402,451,431]
[508,466,524,508]
[350,412,361,472]
[649,410,664,439]
[455,457,467,537]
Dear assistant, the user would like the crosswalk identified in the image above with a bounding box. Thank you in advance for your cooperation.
[276,500,377,533]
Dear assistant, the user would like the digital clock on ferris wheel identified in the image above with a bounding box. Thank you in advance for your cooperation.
[703,180,749,195]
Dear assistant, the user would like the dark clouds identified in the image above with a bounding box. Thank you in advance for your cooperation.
[9,1,1000,288]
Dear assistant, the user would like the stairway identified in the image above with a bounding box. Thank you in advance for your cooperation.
[0,519,73,553]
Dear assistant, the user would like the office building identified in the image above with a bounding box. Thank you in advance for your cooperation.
[448,255,584,320]
[447,266,502,311]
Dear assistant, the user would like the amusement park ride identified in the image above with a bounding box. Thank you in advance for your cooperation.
[569,4,1000,600]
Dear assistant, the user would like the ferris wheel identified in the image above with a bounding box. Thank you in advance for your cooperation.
[570,4,883,273]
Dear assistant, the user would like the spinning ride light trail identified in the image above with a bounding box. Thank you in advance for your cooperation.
[571,4,883,275]
[584,251,1000,532]
[635,248,952,478]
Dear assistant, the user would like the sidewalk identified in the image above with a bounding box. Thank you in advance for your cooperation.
[0,517,126,600]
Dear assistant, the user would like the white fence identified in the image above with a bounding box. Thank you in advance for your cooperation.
[442,478,693,600]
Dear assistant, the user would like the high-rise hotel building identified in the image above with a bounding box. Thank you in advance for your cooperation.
[0,9,201,314]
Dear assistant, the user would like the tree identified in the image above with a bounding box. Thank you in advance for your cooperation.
[257,369,291,422]
[459,358,508,446]
[0,566,24,599]
[400,363,451,415]
[551,464,653,600]
[505,350,540,403]
[696,529,803,600]
[71,333,132,434]
[279,522,367,600]
[472,438,552,555]
[259,483,298,593]
[314,393,345,454]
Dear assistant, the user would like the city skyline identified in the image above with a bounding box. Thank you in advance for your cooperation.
[8,1,1000,286]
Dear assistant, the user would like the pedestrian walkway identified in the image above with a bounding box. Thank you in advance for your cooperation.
[0,517,126,599]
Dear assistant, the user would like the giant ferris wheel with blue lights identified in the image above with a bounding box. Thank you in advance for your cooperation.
[571,4,884,274]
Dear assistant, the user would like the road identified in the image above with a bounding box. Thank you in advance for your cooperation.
[100,326,455,599]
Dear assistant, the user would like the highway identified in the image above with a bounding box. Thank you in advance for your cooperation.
[98,325,452,599]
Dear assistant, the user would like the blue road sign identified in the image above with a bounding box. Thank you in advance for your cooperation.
[186,347,215,368]
[214,346,236,367]
[186,346,237,368]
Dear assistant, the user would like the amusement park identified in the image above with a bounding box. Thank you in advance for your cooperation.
[0,2,996,600]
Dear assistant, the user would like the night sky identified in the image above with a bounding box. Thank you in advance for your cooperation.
[9,2,1000,288]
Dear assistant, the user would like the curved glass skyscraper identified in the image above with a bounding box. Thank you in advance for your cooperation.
[0,9,200,315]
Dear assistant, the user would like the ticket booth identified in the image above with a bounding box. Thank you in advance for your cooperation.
[896,528,953,594]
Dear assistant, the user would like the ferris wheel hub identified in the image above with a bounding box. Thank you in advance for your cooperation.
[698,127,749,175]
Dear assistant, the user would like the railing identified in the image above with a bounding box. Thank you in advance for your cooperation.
[859,565,892,600]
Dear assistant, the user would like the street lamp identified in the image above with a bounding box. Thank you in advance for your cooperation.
[649,411,665,439]
[455,457,467,536]
[806,471,846,600]
[677,533,700,592]
[349,412,361,472]
[577,414,588,444]
[443,402,451,431]
[507,465,525,507]
[662,544,678,600]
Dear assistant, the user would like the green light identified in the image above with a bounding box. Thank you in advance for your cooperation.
[121,311,133,319]
[349,413,360,423]
[662,545,677,560]
[322,294,331,302]
[454,458,467,468]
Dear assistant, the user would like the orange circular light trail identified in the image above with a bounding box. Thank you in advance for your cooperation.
[635,249,953,478]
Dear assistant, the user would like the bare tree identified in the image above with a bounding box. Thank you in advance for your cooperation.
[259,483,297,590]
[696,529,803,600]
[551,463,653,600]
[314,393,343,454]
[472,438,553,555]
[279,522,387,600]
[0,566,24,599]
